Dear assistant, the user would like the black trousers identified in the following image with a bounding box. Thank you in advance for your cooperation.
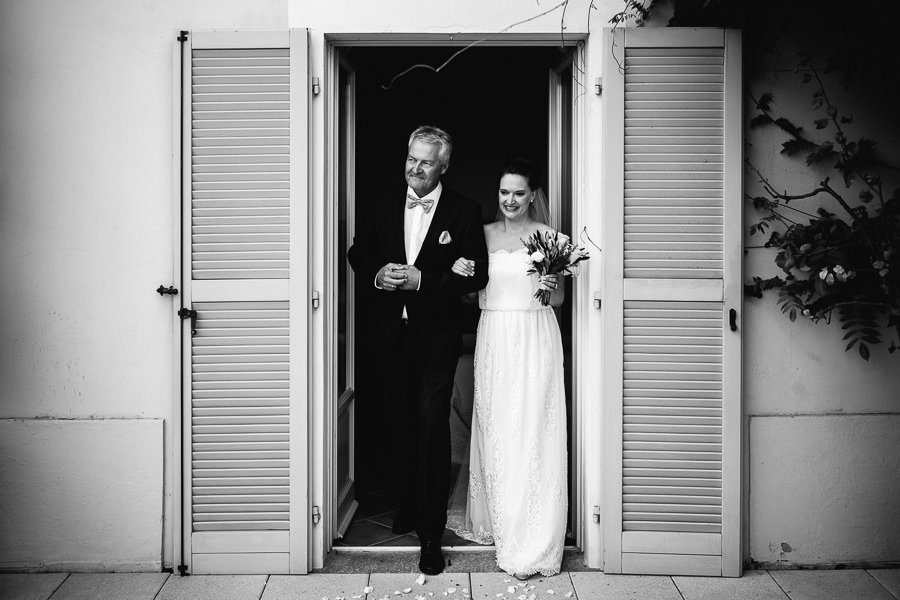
[382,321,458,544]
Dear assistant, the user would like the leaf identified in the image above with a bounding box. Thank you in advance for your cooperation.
[859,343,870,360]
[782,138,817,156]
[774,117,802,137]
[814,118,829,129]
[750,113,773,129]
[756,92,774,111]
[805,141,837,166]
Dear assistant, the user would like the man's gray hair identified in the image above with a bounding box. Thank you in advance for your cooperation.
[408,125,453,166]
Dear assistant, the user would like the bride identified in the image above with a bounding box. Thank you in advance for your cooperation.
[449,156,567,579]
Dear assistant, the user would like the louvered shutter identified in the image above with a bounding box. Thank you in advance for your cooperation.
[180,30,309,575]
[602,28,742,577]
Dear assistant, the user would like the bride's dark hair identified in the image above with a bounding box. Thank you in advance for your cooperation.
[496,155,550,225]
[499,155,542,191]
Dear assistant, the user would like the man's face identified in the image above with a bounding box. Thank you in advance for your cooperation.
[405,140,447,197]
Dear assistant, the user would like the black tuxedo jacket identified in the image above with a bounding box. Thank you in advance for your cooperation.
[348,185,489,364]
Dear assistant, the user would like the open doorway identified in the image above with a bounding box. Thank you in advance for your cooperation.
[334,44,578,550]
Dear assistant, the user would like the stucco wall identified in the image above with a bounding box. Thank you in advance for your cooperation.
[0,420,163,571]
[743,42,900,566]
[0,0,287,571]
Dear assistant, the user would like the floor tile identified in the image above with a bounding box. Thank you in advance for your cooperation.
[868,570,900,598]
[674,570,789,600]
[368,572,470,600]
[354,494,398,521]
[372,534,422,548]
[339,519,398,547]
[570,572,682,600]
[48,573,169,600]
[156,575,268,600]
[470,572,574,600]
[770,570,896,600]
[0,573,68,600]
[263,574,370,600]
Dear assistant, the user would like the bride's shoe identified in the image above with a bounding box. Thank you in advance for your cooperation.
[513,572,533,581]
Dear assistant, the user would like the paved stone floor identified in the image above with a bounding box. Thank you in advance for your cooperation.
[1,568,899,600]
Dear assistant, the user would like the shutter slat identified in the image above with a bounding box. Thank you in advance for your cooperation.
[191,300,290,532]
[622,299,723,534]
[623,44,724,281]
[191,48,290,281]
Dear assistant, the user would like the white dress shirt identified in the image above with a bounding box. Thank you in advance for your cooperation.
[375,183,442,320]
[405,181,442,265]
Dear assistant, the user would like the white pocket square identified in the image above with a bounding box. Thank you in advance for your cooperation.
[438,230,453,244]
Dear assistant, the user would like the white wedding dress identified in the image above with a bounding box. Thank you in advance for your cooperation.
[452,247,568,577]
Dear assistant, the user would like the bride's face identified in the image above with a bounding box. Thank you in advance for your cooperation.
[498,173,535,220]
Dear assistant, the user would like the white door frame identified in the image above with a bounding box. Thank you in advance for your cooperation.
[308,32,597,570]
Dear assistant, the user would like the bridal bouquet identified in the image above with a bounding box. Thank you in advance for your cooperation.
[521,229,591,306]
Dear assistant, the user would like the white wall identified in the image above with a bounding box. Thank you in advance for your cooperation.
[743,50,900,566]
[291,0,621,33]
[0,0,287,571]
[0,420,163,571]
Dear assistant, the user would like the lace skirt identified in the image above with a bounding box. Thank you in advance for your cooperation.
[450,307,568,577]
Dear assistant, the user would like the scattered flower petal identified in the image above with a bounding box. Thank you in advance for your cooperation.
[564,592,573,598]
[403,589,412,594]
[416,575,426,585]
[508,587,516,594]
[547,591,555,595]
[364,588,373,595]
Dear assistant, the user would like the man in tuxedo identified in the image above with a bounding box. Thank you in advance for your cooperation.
[348,125,488,575]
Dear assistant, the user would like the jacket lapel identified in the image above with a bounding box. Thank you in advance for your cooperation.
[388,189,408,262]
[415,191,452,266]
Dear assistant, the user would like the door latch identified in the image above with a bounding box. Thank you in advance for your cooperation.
[156,285,178,296]
[178,307,198,336]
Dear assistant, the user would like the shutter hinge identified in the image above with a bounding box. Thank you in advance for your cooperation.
[177,564,189,576]
[592,505,601,523]
[594,77,602,95]
[312,77,321,95]
[312,291,320,309]
[312,505,321,525]
[593,293,602,310]
[157,284,179,296]
[177,31,188,43]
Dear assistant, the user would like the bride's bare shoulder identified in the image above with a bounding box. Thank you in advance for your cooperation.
[483,221,501,239]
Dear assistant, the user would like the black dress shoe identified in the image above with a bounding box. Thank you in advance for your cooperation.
[418,540,445,575]
[391,510,414,535]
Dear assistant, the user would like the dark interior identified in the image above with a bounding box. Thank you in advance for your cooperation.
[342,45,574,547]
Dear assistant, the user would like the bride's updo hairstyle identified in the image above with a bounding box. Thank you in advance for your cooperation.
[497,155,550,225]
